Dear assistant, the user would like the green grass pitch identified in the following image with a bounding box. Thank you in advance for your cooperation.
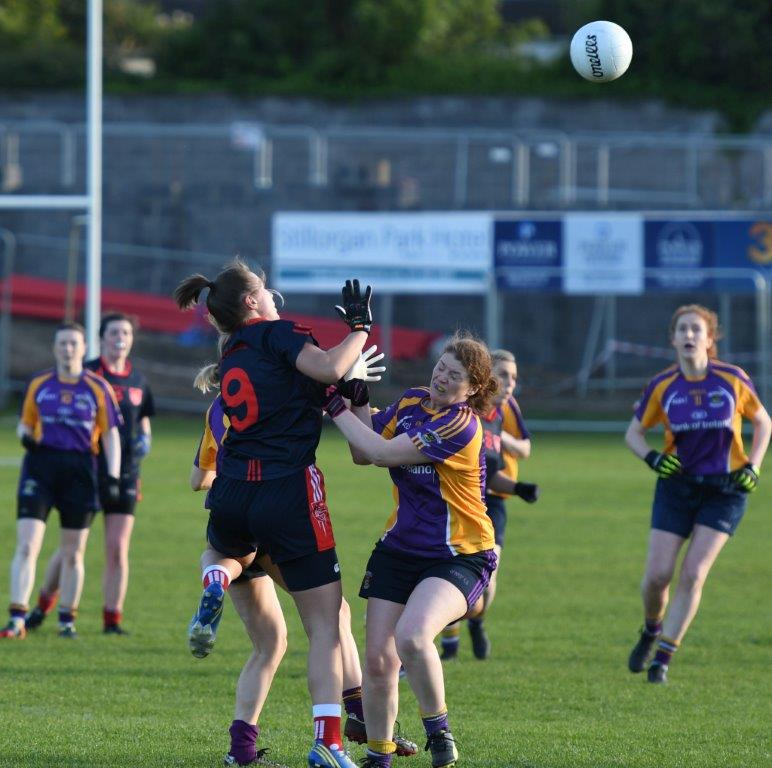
[0,417,770,767]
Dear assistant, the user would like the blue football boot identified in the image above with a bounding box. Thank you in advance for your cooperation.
[188,582,225,658]
[307,741,357,768]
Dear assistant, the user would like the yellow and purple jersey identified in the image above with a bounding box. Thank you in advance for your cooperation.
[488,395,530,498]
[635,360,762,475]
[371,386,494,558]
[20,368,123,454]
[193,396,229,473]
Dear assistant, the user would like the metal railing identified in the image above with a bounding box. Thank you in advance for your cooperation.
[1,119,770,210]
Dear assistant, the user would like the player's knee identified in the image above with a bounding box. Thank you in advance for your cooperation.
[644,568,672,592]
[679,563,709,591]
[395,627,430,661]
[365,648,399,681]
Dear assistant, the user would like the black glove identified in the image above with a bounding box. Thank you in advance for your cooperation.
[730,462,760,493]
[322,385,347,418]
[334,279,372,334]
[644,450,682,479]
[337,378,369,407]
[513,481,540,503]
[104,476,121,508]
[20,434,39,452]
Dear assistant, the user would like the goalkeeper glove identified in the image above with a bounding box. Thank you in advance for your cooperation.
[513,481,540,503]
[644,450,682,478]
[322,385,347,418]
[334,279,372,334]
[730,462,760,493]
[344,344,386,382]
[337,378,369,407]
[20,434,39,452]
[133,433,151,459]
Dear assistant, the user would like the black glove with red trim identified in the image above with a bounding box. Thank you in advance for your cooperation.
[334,279,372,334]
[322,385,347,418]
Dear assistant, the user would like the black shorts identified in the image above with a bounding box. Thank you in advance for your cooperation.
[99,472,139,515]
[17,448,98,530]
[206,465,341,592]
[485,495,507,547]
[359,542,497,611]
[652,475,748,538]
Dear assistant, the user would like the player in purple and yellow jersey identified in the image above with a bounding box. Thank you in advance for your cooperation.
[625,304,771,684]
[26,313,155,635]
[322,333,499,768]
[1,323,122,640]
[175,259,370,768]
[440,348,538,661]
[190,380,416,767]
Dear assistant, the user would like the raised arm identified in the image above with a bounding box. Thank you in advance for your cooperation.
[295,332,368,384]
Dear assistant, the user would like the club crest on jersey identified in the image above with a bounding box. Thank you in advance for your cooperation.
[60,391,73,405]
[419,429,442,447]
[128,387,143,406]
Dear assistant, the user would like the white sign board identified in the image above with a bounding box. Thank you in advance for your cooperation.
[272,212,492,293]
[563,213,644,294]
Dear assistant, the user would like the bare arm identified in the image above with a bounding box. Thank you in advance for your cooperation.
[500,431,531,459]
[139,416,151,437]
[16,420,32,440]
[487,469,517,495]
[624,416,651,460]
[190,466,216,491]
[330,409,430,467]
[748,405,772,468]
[100,426,121,478]
[295,332,368,384]
[348,404,374,465]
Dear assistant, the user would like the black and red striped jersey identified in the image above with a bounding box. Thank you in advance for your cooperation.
[85,356,155,474]
[218,318,324,481]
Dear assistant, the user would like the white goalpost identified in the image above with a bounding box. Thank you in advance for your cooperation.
[0,0,103,357]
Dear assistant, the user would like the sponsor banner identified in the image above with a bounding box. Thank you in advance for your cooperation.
[272,212,491,293]
[713,219,772,293]
[563,213,644,295]
[644,220,714,291]
[493,219,562,292]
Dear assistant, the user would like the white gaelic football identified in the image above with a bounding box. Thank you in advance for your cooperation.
[570,20,632,83]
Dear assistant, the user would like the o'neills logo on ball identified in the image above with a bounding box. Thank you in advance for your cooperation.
[584,34,604,78]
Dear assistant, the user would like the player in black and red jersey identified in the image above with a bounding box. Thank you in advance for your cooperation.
[26,313,155,635]
[174,259,370,768]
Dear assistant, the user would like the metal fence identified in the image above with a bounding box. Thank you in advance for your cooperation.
[2,119,771,213]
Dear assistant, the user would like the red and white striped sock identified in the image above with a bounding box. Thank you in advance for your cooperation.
[202,566,230,590]
[312,704,342,749]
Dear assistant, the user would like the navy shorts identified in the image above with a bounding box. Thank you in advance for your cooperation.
[17,448,98,530]
[485,495,507,547]
[99,472,139,515]
[359,542,498,611]
[651,475,748,538]
[206,465,341,592]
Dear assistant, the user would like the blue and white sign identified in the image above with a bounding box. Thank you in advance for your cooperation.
[645,220,714,291]
[563,213,644,295]
[494,219,562,292]
[273,212,492,293]
[713,219,772,293]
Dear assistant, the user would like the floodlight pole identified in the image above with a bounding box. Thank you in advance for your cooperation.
[86,0,103,357]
